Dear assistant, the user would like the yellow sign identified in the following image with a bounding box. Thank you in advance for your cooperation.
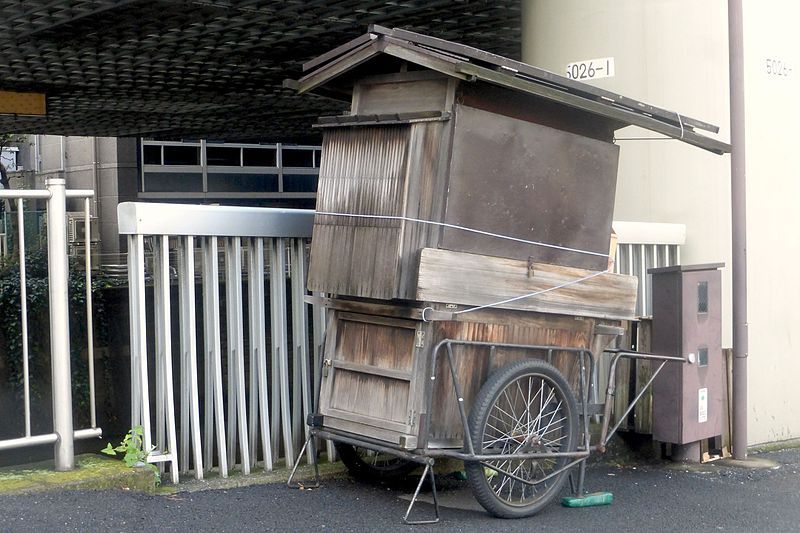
[0,90,46,116]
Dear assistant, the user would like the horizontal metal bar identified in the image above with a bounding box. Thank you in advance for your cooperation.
[0,189,94,199]
[604,349,687,363]
[0,433,57,451]
[117,202,314,237]
[74,428,103,440]
[0,427,102,451]
[65,190,95,198]
[425,449,590,461]
[147,453,173,464]
[0,190,51,199]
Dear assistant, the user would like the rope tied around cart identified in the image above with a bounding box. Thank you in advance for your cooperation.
[314,211,616,321]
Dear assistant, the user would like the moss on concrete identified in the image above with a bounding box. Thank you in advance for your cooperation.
[0,454,158,494]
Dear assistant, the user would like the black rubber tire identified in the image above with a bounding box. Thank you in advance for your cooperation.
[464,359,579,518]
[334,442,417,483]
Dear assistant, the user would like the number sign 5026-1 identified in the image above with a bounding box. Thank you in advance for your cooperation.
[565,57,615,81]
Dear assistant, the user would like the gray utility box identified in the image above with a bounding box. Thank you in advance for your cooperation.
[650,263,725,445]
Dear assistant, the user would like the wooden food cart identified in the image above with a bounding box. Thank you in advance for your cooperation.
[287,26,729,522]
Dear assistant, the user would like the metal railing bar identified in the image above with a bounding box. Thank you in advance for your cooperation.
[178,241,190,474]
[83,198,96,429]
[291,239,313,464]
[248,245,260,466]
[158,235,180,484]
[270,238,295,467]
[154,237,167,477]
[132,234,152,452]
[0,428,102,452]
[256,239,274,471]
[128,236,141,430]
[202,236,228,478]
[226,237,251,475]
[117,202,313,238]
[16,198,31,437]
[180,236,204,479]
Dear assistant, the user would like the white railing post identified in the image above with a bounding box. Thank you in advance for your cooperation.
[45,178,75,471]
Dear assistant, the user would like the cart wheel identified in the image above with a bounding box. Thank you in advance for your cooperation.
[334,442,417,483]
[464,359,579,518]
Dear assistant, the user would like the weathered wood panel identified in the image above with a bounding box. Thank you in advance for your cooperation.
[308,126,410,299]
[441,104,619,271]
[352,71,451,115]
[426,315,594,445]
[329,370,410,425]
[417,248,638,320]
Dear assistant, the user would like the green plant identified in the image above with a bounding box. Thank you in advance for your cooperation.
[101,426,161,484]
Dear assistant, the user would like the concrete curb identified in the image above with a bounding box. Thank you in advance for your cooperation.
[0,454,157,495]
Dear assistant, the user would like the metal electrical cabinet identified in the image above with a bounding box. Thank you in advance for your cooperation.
[650,264,725,446]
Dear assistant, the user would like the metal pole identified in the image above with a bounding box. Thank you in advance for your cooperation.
[16,198,31,437]
[84,197,96,428]
[728,0,748,460]
[46,178,75,471]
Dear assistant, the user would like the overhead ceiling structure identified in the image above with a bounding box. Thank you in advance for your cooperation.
[0,0,520,141]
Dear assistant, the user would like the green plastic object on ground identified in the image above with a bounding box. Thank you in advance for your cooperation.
[561,491,614,508]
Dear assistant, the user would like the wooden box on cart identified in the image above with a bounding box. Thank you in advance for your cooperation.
[312,250,638,450]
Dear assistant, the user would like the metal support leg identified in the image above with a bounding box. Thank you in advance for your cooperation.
[287,434,320,489]
[403,462,440,525]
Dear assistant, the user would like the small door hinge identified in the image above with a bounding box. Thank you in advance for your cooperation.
[415,329,425,348]
[322,358,332,377]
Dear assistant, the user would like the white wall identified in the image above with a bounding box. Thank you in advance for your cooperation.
[740,0,800,443]
[522,0,799,444]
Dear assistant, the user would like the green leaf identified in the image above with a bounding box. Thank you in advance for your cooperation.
[100,443,116,456]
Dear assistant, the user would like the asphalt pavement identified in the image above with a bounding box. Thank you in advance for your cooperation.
[0,447,798,532]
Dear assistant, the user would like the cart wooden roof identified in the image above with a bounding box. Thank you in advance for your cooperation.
[294,25,730,155]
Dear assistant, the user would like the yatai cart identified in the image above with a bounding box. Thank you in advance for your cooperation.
[287,27,729,523]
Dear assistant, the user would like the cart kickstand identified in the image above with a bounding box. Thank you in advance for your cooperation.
[287,435,321,489]
[403,461,440,525]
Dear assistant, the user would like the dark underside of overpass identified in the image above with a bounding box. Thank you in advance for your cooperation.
[0,0,521,142]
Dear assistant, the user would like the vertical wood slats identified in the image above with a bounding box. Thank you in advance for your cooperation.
[129,234,320,482]
[308,126,410,299]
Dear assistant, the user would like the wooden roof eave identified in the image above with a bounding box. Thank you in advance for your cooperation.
[454,62,731,155]
[297,37,472,97]
[296,39,387,95]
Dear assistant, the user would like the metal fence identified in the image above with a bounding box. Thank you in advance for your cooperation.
[0,179,102,470]
[118,202,325,483]
[613,221,686,317]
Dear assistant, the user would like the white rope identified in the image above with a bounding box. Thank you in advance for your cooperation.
[676,112,685,139]
[315,210,616,319]
[451,268,611,315]
[315,211,609,259]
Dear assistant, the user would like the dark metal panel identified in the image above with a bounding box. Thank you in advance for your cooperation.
[441,104,618,271]
[652,266,725,445]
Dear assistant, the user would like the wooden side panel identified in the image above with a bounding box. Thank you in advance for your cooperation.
[329,370,410,424]
[308,126,410,299]
[441,104,619,271]
[397,119,451,297]
[320,311,418,438]
[417,248,638,320]
[334,314,416,372]
[353,73,451,115]
[426,316,594,445]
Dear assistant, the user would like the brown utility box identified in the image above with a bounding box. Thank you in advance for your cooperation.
[307,70,620,301]
[650,264,725,445]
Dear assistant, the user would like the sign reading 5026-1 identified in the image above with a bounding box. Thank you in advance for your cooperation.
[565,57,615,81]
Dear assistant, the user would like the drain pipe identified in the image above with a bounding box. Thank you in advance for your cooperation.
[728,0,748,460]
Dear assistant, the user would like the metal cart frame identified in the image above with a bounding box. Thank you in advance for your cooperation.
[289,335,685,524]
